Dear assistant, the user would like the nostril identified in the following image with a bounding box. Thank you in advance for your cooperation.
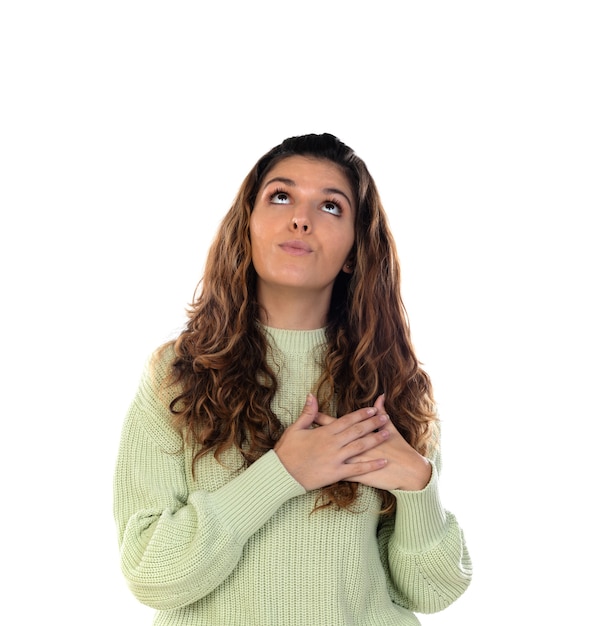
[291,219,309,232]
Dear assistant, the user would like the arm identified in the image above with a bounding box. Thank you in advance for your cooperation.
[314,396,472,613]
[377,457,473,613]
[113,353,305,611]
[365,409,472,613]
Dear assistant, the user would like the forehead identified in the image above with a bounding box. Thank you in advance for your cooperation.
[260,156,354,198]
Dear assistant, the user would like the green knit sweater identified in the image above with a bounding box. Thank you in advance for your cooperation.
[113,327,472,625]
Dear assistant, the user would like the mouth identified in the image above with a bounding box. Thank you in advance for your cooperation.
[279,240,313,256]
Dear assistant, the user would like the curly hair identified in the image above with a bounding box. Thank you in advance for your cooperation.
[163,133,438,514]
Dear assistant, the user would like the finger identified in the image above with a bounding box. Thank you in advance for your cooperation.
[336,412,388,447]
[372,393,400,435]
[332,406,378,435]
[340,457,387,478]
[374,393,386,412]
[313,411,335,426]
[339,424,389,461]
[292,393,319,430]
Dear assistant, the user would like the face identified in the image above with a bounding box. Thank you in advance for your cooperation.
[249,155,356,304]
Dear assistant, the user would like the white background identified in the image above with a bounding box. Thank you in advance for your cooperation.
[1,1,593,624]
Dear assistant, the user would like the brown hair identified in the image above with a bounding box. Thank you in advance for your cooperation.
[164,133,437,513]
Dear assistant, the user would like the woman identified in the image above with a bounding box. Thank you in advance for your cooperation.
[113,133,472,625]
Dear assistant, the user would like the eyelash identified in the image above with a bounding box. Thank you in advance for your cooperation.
[269,187,290,203]
[268,187,344,215]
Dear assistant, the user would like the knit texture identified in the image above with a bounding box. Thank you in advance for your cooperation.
[113,327,472,625]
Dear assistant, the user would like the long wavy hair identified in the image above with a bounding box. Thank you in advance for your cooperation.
[163,133,437,514]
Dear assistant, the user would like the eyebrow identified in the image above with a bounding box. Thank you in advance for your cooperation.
[262,176,353,209]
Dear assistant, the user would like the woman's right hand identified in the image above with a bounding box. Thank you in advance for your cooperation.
[273,394,389,491]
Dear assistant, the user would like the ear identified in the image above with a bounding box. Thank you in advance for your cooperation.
[343,247,356,274]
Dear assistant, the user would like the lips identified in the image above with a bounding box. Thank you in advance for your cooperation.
[279,240,313,256]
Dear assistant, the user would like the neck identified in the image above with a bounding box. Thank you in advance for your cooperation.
[256,285,330,330]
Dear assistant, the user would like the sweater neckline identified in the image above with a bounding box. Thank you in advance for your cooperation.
[260,324,327,354]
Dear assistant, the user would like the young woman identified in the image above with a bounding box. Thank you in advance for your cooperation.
[113,133,472,625]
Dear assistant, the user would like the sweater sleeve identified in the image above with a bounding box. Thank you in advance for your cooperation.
[113,351,305,611]
[377,442,473,614]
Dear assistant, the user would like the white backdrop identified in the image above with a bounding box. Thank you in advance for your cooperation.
[1,1,593,624]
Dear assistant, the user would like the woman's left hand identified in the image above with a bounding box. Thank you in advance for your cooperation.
[314,395,432,492]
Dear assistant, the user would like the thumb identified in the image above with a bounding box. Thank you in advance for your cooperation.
[374,393,386,413]
[293,393,319,429]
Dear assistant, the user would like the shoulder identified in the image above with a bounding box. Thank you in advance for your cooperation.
[425,419,441,475]
[148,341,178,391]
[127,341,182,454]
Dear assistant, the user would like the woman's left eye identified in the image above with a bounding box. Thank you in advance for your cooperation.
[321,201,342,216]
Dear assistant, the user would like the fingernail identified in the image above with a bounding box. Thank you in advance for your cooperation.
[366,407,377,416]
[306,393,314,405]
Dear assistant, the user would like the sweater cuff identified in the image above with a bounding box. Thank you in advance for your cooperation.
[206,450,306,544]
[390,460,448,553]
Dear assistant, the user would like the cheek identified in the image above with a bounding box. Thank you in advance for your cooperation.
[248,219,267,268]
[338,230,355,263]
[249,222,262,249]
[249,210,270,243]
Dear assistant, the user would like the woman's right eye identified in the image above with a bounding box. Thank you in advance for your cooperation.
[270,191,290,204]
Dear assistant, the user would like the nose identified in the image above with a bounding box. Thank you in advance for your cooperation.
[290,200,313,233]
[292,217,310,232]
